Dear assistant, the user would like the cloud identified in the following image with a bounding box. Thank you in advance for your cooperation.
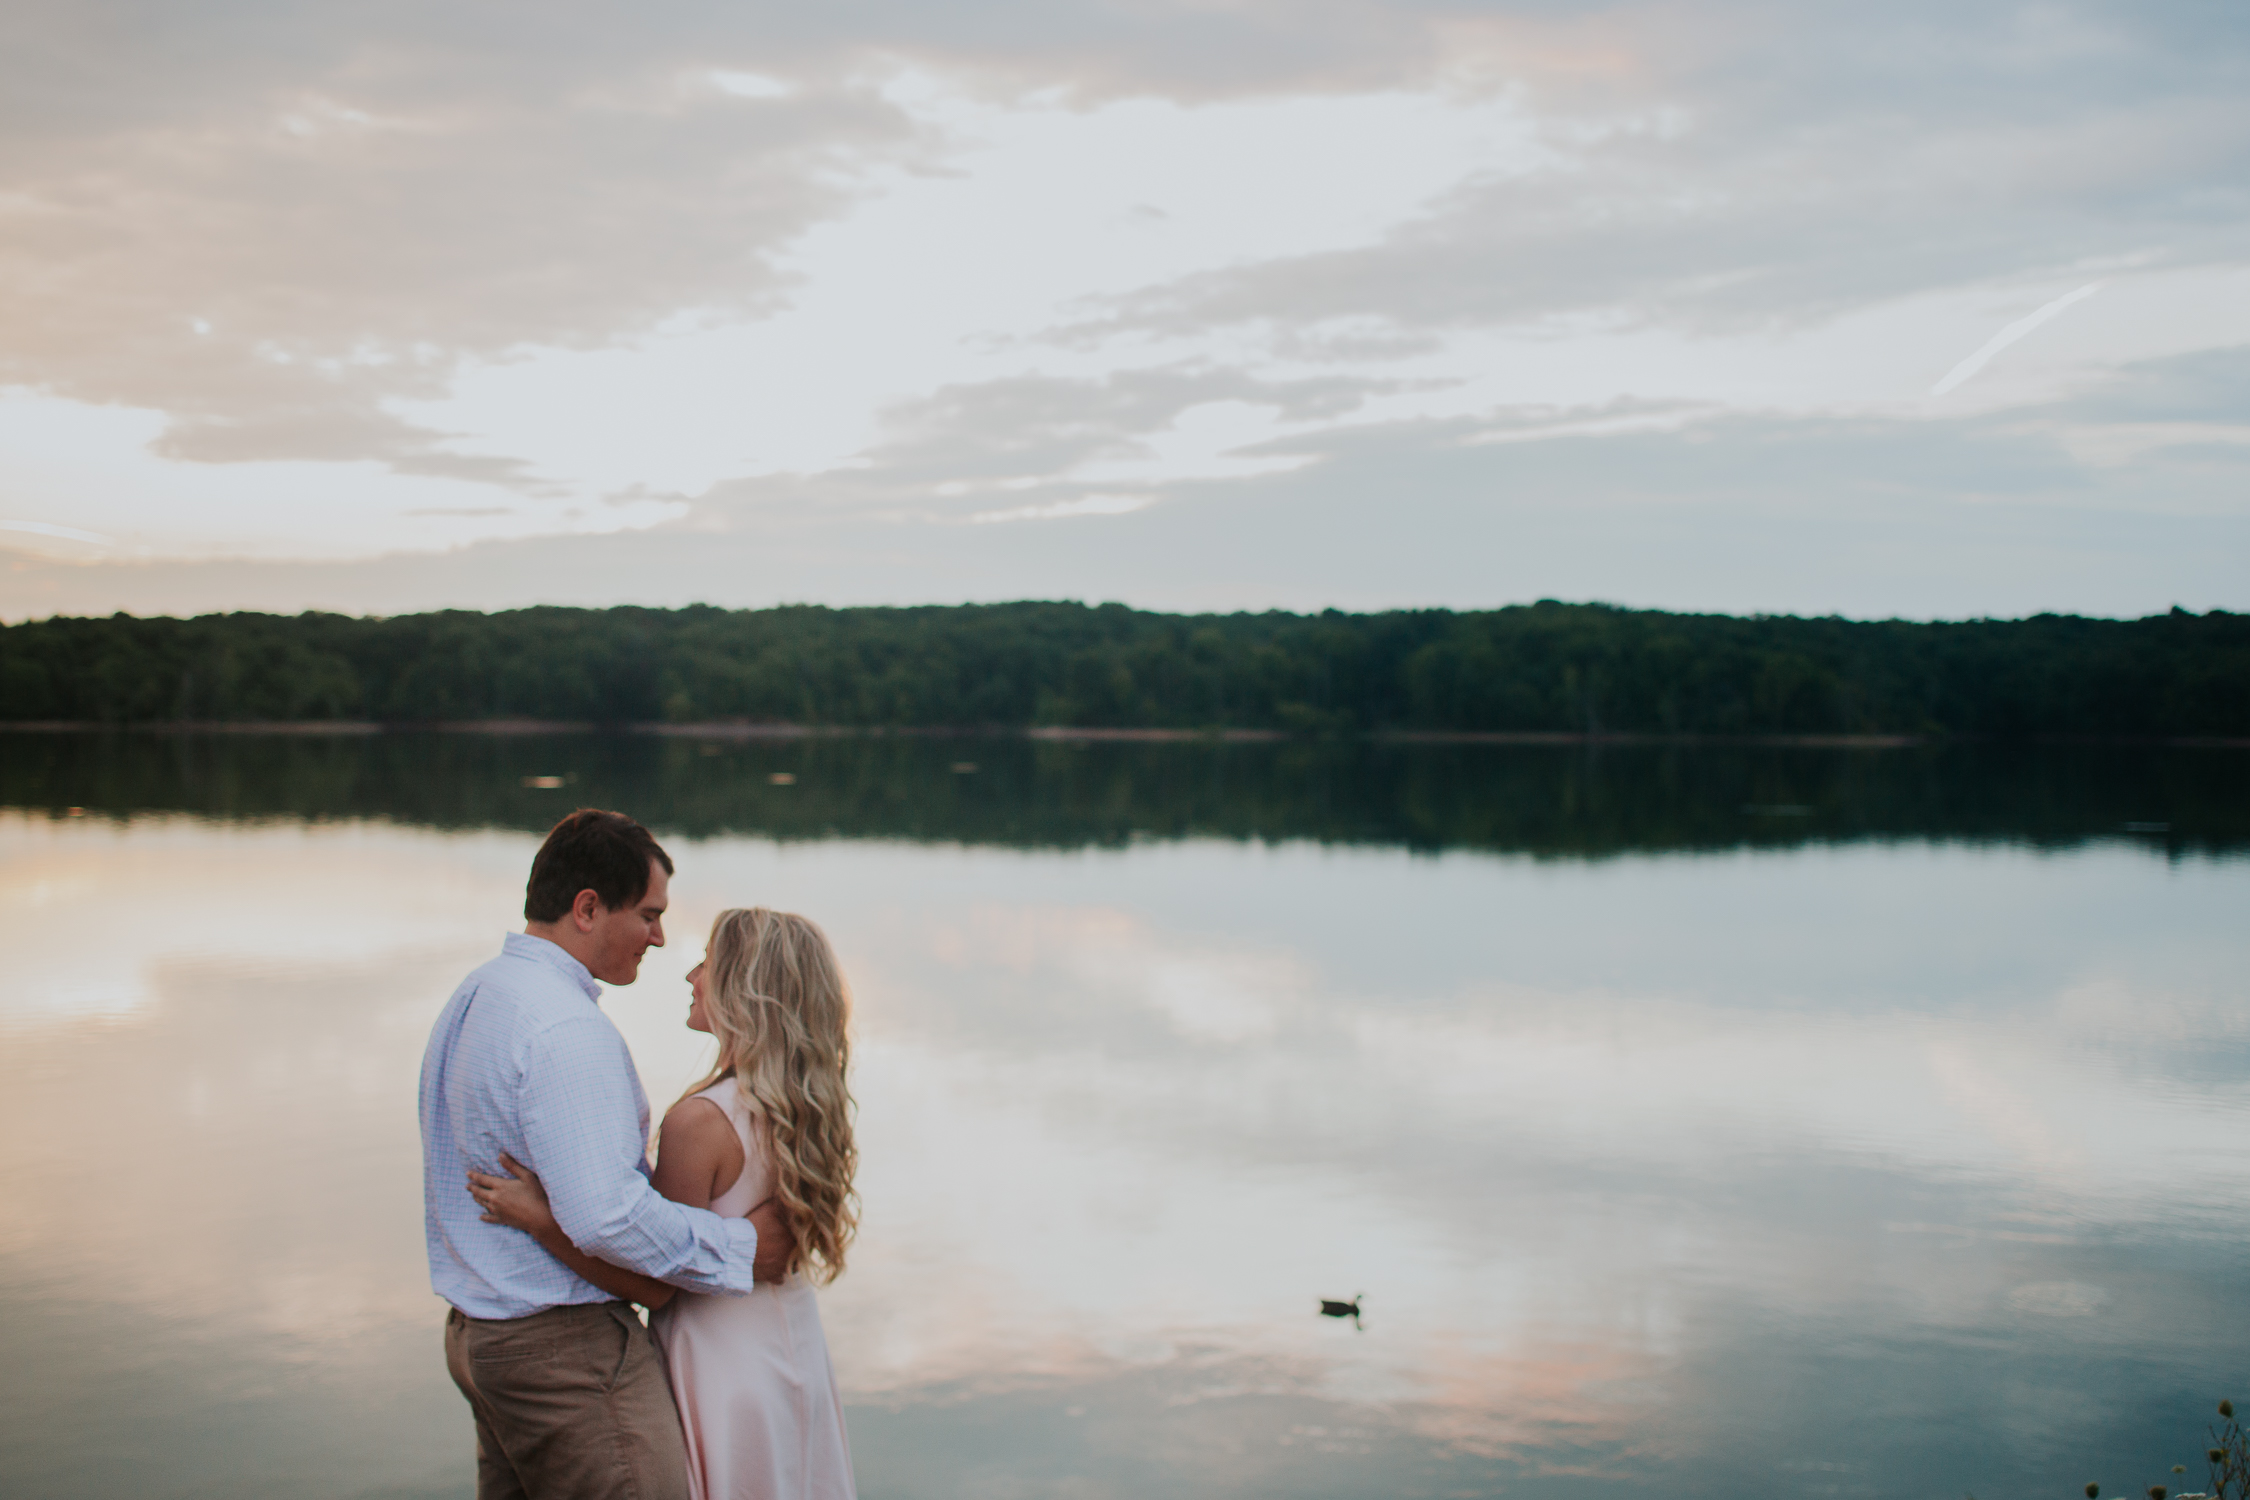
[0,10,929,473]
[970,493,1154,524]
[12,2,2242,429]
[9,346,2243,622]
[872,368,1318,485]
[1054,5,2250,346]
[2048,342,2250,425]
[683,363,1398,527]
[0,0,2245,612]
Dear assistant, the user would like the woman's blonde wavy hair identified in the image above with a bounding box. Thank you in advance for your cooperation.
[683,907,858,1283]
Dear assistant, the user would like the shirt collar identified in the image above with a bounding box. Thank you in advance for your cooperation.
[504,931,603,1003]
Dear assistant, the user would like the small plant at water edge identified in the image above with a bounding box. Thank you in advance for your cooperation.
[2080,1400,2247,1500]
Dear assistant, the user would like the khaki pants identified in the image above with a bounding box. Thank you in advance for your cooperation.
[445,1301,690,1500]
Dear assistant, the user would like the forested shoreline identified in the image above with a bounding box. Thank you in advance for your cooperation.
[1,600,2243,736]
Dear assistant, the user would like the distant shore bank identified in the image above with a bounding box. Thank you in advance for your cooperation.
[4,720,2248,749]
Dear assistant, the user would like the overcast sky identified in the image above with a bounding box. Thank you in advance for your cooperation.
[2,0,2245,621]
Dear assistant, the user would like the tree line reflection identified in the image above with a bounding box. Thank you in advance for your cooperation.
[3,730,2241,858]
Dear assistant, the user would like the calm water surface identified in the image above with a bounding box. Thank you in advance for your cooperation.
[1,734,2244,1500]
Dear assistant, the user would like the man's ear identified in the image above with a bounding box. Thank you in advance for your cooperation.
[571,887,604,932]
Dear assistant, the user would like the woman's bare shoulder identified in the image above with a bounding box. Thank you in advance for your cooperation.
[654,1089,745,1206]
[659,1092,734,1142]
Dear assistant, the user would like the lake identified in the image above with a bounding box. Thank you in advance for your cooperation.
[1,731,2244,1500]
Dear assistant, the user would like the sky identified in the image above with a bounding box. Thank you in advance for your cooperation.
[1,0,2246,622]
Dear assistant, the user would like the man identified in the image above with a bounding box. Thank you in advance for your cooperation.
[420,808,791,1500]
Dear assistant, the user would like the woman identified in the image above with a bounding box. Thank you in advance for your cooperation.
[470,908,859,1500]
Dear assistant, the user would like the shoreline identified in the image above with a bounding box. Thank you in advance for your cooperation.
[1,720,2246,748]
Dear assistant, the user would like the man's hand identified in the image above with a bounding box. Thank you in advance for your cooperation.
[746,1197,797,1284]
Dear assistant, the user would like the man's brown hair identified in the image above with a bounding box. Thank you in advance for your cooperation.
[525,809,674,923]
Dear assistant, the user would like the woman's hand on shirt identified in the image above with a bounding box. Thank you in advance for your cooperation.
[467,1154,560,1244]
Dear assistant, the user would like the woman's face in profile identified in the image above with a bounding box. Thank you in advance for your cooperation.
[684,956,714,1034]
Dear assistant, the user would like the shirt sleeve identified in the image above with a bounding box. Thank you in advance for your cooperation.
[516,1012,760,1296]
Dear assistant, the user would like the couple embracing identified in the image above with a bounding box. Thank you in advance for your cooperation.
[419,809,858,1500]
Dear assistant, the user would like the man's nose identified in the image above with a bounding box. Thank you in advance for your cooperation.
[649,919,666,947]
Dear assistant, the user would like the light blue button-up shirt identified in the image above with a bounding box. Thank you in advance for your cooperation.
[419,932,758,1319]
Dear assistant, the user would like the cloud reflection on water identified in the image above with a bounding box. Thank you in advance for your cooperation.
[0,813,2244,1498]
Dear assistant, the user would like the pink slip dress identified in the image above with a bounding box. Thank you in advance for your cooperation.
[650,1075,856,1500]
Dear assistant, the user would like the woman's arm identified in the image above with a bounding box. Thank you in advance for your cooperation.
[656,1099,798,1283]
[507,1018,759,1297]
[467,1099,749,1306]
[469,1155,678,1309]
[536,1225,680,1309]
